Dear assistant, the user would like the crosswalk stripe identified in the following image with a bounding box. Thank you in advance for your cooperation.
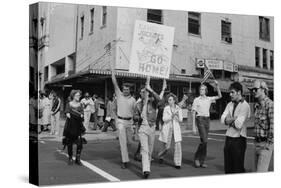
[56,150,120,182]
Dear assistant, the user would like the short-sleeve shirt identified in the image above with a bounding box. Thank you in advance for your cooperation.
[81,98,94,112]
[116,92,136,118]
[192,96,217,117]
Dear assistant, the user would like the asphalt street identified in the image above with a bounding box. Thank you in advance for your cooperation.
[35,129,274,186]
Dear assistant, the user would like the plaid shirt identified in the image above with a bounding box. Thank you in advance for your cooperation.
[254,96,274,144]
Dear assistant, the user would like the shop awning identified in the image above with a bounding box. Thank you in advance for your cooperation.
[45,69,203,86]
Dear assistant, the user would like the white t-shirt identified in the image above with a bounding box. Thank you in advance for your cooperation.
[192,96,217,117]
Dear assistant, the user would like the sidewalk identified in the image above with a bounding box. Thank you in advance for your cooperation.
[38,117,255,142]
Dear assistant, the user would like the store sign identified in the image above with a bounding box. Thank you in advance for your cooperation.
[223,62,234,72]
[233,64,238,72]
[196,58,205,68]
[205,59,223,70]
[129,20,175,78]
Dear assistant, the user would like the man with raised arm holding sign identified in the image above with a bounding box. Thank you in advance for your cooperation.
[110,61,136,169]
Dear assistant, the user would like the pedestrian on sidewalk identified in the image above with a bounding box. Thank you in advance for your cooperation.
[110,62,136,169]
[63,90,86,166]
[138,77,158,179]
[39,91,51,132]
[102,94,117,132]
[90,94,99,130]
[221,82,250,174]
[249,80,273,172]
[81,92,94,132]
[192,80,222,168]
[50,91,61,136]
[158,93,183,169]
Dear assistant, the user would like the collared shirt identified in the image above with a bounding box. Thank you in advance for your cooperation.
[221,99,251,138]
[116,92,136,118]
[135,98,157,127]
[81,98,94,112]
[192,96,217,117]
[254,96,274,144]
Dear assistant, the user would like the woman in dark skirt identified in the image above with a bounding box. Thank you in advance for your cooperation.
[63,90,86,165]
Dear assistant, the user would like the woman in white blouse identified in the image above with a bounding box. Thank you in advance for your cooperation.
[158,93,183,169]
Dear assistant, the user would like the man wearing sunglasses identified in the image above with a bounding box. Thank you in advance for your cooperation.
[250,80,273,172]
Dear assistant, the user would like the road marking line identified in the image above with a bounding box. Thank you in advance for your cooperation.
[56,150,120,182]
[182,135,254,145]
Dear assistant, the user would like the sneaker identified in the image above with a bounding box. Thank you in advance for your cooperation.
[68,158,74,165]
[194,160,200,168]
[200,163,208,168]
[175,165,181,169]
[143,171,150,179]
[121,162,128,169]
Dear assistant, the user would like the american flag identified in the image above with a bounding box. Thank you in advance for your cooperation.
[201,63,213,84]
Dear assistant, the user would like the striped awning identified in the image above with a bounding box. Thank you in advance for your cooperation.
[46,68,203,85]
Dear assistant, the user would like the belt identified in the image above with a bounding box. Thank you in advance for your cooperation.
[255,137,267,142]
[118,116,132,120]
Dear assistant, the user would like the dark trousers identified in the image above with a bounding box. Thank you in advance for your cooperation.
[102,119,116,132]
[224,136,247,174]
[194,116,210,163]
[67,137,83,158]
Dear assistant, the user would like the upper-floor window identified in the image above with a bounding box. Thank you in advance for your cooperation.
[102,6,107,27]
[56,64,65,75]
[44,66,49,81]
[188,12,201,35]
[80,15,84,39]
[262,48,268,69]
[221,20,232,43]
[270,50,274,70]
[259,16,270,41]
[255,46,260,68]
[90,8,95,33]
[147,9,163,24]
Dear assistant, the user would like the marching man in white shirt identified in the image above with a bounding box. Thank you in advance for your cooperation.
[221,82,250,174]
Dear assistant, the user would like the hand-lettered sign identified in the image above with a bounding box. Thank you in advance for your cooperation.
[129,20,175,78]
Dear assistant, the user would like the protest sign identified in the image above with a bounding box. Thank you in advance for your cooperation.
[129,20,175,78]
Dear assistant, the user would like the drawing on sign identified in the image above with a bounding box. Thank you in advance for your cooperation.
[129,20,175,78]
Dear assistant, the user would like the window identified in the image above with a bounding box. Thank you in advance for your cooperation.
[56,64,65,75]
[259,16,270,41]
[147,9,162,24]
[224,71,232,79]
[80,15,84,39]
[102,6,107,26]
[221,20,232,43]
[181,69,186,74]
[212,70,223,79]
[263,48,267,69]
[90,8,94,33]
[255,46,260,67]
[44,66,48,81]
[188,12,200,35]
[270,50,274,70]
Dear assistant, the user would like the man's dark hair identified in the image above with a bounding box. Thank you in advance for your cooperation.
[122,83,132,89]
[229,82,243,94]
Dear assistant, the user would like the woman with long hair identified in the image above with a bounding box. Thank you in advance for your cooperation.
[63,90,86,165]
[158,93,183,169]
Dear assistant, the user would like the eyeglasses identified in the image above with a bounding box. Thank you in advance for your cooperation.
[252,87,260,93]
